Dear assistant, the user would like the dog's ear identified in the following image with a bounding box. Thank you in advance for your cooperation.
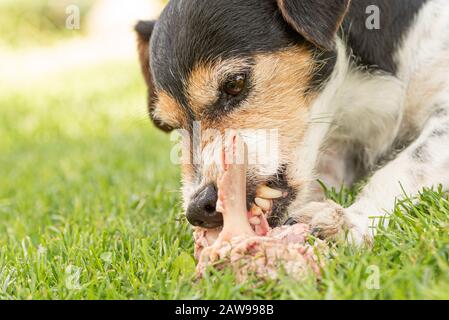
[135,20,173,132]
[277,0,350,50]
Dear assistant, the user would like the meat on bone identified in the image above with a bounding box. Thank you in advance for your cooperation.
[194,132,325,281]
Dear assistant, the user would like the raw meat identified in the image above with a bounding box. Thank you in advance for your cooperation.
[194,132,325,281]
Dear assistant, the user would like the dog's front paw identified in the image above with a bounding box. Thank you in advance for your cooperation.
[286,201,368,244]
[290,200,347,241]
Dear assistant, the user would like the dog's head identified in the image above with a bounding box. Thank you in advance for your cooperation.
[136,0,350,228]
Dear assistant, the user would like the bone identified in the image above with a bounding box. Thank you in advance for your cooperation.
[195,132,325,282]
[216,132,256,241]
[256,185,283,199]
[195,132,326,281]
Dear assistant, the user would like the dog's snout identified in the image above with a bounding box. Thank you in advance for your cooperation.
[186,183,223,228]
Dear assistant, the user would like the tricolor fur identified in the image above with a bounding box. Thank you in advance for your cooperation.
[135,0,449,243]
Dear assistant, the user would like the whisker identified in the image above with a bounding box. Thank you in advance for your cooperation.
[310,115,334,121]
[307,120,338,126]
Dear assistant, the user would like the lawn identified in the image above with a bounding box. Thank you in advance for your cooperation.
[1,60,449,300]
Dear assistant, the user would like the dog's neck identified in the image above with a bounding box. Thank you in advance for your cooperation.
[289,33,407,205]
[305,40,350,151]
[340,0,429,74]
[287,39,350,205]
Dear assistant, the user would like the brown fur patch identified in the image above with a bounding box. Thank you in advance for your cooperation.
[136,32,173,132]
[186,64,218,116]
[136,35,152,89]
[187,59,253,116]
[153,92,187,129]
[201,46,316,164]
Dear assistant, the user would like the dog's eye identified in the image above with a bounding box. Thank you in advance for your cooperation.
[223,74,246,96]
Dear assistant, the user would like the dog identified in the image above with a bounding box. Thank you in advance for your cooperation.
[135,0,449,244]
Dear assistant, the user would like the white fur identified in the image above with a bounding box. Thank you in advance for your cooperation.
[289,0,449,243]
[289,39,350,207]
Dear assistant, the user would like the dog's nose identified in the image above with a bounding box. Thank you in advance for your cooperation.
[186,183,223,228]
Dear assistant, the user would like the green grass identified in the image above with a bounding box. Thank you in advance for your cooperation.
[0,0,93,48]
[1,60,449,300]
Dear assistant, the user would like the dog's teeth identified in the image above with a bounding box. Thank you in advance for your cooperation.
[256,185,283,199]
[250,205,263,216]
[255,198,272,211]
[249,217,261,225]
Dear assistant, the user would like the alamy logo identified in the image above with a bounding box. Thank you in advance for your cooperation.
[170,122,280,169]
[366,265,381,290]
[66,5,81,30]
[366,5,381,30]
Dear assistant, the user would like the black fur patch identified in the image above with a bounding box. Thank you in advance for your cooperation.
[308,48,338,92]
[266,166,296,227]
[432,128,448,137]
[341,0,428,74]
[278,0,350,50]
[430,107,449,137]
[431,123,449,137]
[433,107,448,118]
[150,0,305,116]
[149,0,428,120]
[135,20,156,40]
[412,143,431,163]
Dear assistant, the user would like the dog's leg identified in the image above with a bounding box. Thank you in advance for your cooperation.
[289,105,449,244]
[309,148,351,202]
[311,143,365,201]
